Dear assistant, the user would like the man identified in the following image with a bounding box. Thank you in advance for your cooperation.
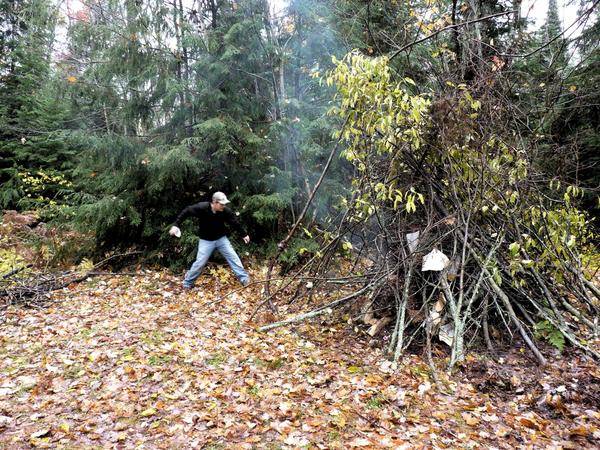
[169,192,250,289]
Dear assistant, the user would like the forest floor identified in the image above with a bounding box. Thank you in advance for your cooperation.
[1,268,599,449]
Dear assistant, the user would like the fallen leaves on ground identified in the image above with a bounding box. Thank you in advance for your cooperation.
[1,270,599,449]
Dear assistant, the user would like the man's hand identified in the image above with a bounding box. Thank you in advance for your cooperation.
[169,226,181,238]
[243,235,250,244]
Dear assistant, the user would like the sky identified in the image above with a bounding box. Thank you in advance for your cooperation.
[522,0,584,37]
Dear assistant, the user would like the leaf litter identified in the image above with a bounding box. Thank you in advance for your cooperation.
[0,270,599,449]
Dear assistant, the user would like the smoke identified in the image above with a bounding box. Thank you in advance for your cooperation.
[260,0,350,228]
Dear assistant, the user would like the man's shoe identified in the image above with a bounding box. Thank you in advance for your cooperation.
[241,279,250,287]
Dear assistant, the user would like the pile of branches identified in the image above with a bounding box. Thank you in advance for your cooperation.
[260,53,600,368]
[0,267,74,311]
[0,252,140,321]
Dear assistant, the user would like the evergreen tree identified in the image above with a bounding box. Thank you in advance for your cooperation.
[1,0,597,265]
[0,0,75,213]
[542,0,568,69]
[59,0,280,261]
[539,0,600,217]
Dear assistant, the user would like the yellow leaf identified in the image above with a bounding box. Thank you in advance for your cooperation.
[347,366,361,373]
[140,408,157,417]
[67,75,77,83]
[124,365,135,377]
[78,257,95,272]
[59,423,70,433]
[569,85,577,92]
[207,401,218,411]
[334,414,346,428]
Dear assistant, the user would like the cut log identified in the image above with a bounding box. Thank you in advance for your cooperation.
[368,316,392,336]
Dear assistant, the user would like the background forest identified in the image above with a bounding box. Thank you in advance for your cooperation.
[1,0,352,269]
[1,0,598,265]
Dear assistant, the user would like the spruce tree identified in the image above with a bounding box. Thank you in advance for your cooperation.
[0,0,75,213]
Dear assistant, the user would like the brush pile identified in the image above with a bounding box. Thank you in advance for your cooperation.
[262,53,600,369]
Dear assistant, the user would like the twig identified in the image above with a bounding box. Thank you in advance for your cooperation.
[390,10,515,61]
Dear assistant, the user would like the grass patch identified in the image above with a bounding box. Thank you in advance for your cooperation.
[140,330,163,347]
[144,281,160,290]
[206,352,227,367]
[148,354,172,366]
[27,343,43,355]
[268,357,285,370]
[366,395,384,409]
[5,356,29,374]
[252,357,267,368]
[120,347,136,363]
[327,430,342,442]
[77,327,95,339]
[251,357,284,370]
[202,442,225,450]
[248,385,260,397]
[410,365,432,379]
[64,364,85,379]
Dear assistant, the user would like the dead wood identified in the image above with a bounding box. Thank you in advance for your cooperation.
[0,252,141,316]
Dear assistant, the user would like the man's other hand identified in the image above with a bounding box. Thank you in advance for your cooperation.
[243,235,250,244]
[169,226,181,238]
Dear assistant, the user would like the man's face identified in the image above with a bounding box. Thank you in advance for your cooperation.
[211,201,226,212]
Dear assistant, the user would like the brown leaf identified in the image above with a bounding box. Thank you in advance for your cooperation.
[462,413,480,426]
[510,374,521,387]
[517,415,542,430]
[569,424,592,437]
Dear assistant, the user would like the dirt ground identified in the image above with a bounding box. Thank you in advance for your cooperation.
[1,270,599,449]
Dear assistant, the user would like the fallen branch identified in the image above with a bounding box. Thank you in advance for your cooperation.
[258,282,376,332]
[1,264,32,280]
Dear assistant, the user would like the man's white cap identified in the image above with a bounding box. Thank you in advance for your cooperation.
[212,191,230,204]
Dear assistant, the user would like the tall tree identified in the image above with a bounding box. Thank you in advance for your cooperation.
[0,0,74,210]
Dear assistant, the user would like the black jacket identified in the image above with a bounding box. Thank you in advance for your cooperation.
[174,202,247,241]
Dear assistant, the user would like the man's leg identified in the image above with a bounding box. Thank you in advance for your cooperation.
[183,239,216,289]
[215,236,249,285]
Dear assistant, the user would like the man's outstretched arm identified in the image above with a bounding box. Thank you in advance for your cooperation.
[169,203,203,237]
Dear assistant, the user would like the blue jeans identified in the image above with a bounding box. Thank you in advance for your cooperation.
[183,237,249,288]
